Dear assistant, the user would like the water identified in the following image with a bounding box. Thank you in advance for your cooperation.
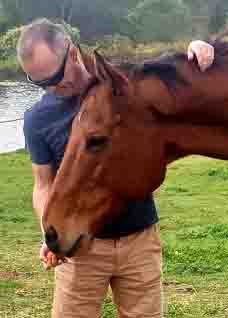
[0,81,43,153]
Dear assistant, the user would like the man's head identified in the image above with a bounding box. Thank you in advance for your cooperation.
[17,18,90,97]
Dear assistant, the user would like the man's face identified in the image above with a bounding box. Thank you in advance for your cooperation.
[22,41,90,97]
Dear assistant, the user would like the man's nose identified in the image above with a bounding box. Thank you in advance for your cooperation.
[45,226,60,253]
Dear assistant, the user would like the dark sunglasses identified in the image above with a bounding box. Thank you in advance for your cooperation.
[27,44,70,89]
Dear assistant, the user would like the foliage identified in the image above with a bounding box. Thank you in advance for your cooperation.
[95,34,135,57]
[60,20,80,43]
[208,0,228,34]
[126,0,192,42]
[0,26,22,59]
[0,0,228,42]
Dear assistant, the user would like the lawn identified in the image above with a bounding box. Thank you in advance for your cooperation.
[0,150,228,317]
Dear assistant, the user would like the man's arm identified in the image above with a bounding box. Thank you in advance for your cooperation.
[32,163,61,269]
[32,163,54,219]
[23,107,62,268]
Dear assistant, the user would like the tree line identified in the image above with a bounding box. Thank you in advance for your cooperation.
[0,0,228,42]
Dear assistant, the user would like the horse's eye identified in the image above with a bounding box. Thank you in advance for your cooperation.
[86,136,110,152]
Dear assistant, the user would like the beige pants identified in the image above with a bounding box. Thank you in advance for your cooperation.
[52,224,162,318]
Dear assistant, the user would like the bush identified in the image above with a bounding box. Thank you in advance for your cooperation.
[0,16,12,34]
[59,21,80,44]
[126,0,192,42]
[94,34,135,57]
[0,26,22,59]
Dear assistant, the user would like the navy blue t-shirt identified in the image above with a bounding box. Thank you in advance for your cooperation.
[24,92,158,238]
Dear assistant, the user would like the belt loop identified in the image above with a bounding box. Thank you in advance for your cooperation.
[114,237,120,248]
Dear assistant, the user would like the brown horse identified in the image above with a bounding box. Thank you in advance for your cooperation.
[42,40,228,257]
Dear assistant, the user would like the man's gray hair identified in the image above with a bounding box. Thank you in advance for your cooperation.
[17,18,71,63]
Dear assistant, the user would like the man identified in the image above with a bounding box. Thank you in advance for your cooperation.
[17,18,214,318]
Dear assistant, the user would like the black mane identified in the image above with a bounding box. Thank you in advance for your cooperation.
[118,40,228,89]
[135,54,189,88]
[117,52,190,88]
[79,40,228,101]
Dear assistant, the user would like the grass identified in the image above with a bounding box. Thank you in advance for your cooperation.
[1,151,228,317]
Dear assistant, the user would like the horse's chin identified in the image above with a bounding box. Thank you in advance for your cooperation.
[64,234,93,258]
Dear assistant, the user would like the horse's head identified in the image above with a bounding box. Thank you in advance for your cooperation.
[42,52,166,257]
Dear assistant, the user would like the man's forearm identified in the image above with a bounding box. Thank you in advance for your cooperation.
[33,185,52,219]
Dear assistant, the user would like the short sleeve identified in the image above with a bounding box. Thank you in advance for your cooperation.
[23,110,53,165]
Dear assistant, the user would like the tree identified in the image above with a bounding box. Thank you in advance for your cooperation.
[126,0,192,42]
[208,0,228,34]
[2,0,227,42]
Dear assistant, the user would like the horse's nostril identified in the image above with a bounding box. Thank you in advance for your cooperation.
[45,226,58,243]
[45,226,59,253]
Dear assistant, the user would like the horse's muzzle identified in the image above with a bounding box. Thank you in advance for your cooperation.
[45,226,60,254]
[45,226,91,257]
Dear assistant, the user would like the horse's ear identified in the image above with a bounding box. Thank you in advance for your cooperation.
[76,44,98,75]
[93,50,129,96]
[76,44,91,74]
[75,44,85,69]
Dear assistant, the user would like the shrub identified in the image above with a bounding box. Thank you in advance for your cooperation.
[59,21,80,44]
[94,34,135,57]
[0,26,22,59]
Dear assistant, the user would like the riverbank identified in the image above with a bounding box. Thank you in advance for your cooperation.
[0,56,25,81]
[0,68,25,81]
[1,150,228,317]
[0,80,42,154]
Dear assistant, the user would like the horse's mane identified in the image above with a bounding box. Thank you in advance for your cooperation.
[118,40,228,89]
[132,56,189,88]
[79,40,228,102]
[79,77,100,104]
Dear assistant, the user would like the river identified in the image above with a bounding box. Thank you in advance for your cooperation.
[0,81,43,153]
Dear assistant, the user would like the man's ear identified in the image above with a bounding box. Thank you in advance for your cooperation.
[93,50,129,96]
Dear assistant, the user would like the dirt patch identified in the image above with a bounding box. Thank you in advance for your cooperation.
[0,272,32,280]
[164,280,195,294]
[163,280,197,307]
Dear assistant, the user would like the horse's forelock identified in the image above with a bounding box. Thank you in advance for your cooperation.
[79,77,100,104]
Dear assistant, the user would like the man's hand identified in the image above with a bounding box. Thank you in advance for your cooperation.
[40,242,64,270]
[187,40,215,72]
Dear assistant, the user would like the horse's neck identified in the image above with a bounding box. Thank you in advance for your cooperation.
[131,66,228,163]
[134,64,228,126]
[164,122,228,163]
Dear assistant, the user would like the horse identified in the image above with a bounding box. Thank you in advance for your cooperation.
[42,40,228,258]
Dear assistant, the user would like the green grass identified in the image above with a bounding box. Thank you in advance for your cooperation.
[1,151,228,317]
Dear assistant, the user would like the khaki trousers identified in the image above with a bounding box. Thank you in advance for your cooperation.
[52,224,163,318]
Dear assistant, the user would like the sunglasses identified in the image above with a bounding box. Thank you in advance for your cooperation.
[27,44,70,89]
